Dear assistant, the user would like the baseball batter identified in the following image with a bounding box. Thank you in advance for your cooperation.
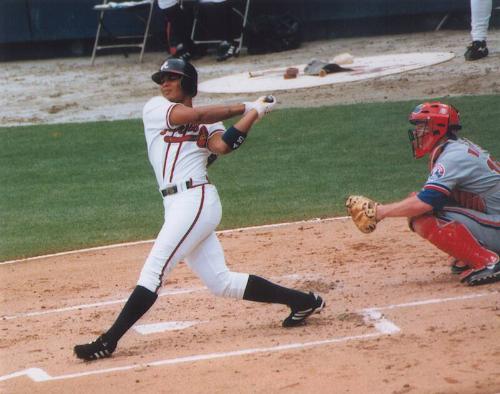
[74,58,325,361]
[346,102,499,285]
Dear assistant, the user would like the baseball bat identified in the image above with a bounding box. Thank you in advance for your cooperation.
[248,69,284,78]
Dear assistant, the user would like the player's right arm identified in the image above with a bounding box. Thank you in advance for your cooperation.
[376,149,464,221]
[376,195,433,221]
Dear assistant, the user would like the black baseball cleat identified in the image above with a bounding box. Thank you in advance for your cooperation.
[283,293,325,327]
[464,261,500,286]
[216,41,239,62]
[464,41,489,61]
[74,334,117,361]
[178,51,192,62]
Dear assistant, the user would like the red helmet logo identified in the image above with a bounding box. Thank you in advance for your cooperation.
[408,102,461,159]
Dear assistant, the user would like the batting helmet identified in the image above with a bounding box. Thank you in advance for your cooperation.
[152,58,198,97]
[408,102,461,159]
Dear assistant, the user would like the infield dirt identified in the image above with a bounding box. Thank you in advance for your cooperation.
[1,218,499,393]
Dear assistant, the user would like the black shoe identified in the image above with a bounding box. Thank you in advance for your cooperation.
[178,51,192,62]
[217,42,239,62]
[74,334,117,361]
[282,293,325,327]
[464,261,500,286]
[464,41,489,61]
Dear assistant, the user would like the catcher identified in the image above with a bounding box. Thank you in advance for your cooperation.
[346,102,500,286]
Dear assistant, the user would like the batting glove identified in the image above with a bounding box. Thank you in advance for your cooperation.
[243,95,277,119]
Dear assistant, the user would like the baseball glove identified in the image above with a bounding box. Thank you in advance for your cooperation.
[304,59,353,76]
[345,195,379,233]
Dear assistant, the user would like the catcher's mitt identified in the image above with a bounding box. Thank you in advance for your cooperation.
[304,59,353,76]
[345,195,379,233]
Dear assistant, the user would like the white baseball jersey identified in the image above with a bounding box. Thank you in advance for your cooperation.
[142,96,224,190]
[138,95,249,297]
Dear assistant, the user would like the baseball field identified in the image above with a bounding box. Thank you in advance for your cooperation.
[1,30,500,393]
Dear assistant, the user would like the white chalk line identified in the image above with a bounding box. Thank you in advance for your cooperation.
[133,320,208,335]
[370,292,497,311]
[361,309,400,335]
[0,333,383,383]
[1,291,497,383]
[0,216,348,266]
[1,287,205,321]
[1,273,323,321]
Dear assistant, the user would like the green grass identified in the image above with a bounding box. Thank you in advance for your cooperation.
[1,95,499,260]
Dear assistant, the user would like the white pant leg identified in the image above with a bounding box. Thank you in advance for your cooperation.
[185,232,249,299]
[138,185,222,293]
[471,0,492,41]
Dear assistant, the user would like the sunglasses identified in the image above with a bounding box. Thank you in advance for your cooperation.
[161,73,182,82]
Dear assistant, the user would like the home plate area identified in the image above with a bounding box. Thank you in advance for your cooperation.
[0,289,497,384]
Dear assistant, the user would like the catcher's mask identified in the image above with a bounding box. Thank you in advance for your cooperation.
[408,102,461,159]
[152,58,198,97]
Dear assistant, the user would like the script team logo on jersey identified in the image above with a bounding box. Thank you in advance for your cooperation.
[196,125,209,148]
[430,163,446,180]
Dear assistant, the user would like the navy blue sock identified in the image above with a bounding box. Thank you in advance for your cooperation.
[105,285,158,343]
[243,275,311,309]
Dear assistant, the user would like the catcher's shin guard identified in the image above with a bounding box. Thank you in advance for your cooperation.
[410,215,499,283]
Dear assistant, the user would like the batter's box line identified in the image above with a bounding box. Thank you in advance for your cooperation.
[0,332,386,383]
[1,273,324,320]
[1,292,497,383]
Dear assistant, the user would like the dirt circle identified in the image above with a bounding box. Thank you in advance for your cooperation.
[1,30,499,126]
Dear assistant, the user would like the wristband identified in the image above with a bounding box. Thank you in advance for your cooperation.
[222,126,246,150]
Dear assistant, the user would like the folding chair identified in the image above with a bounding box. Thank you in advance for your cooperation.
[91,0,154,65]
[189,0,251,54]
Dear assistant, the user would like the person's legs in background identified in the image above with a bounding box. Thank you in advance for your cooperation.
[163,3,194,61]
[215,0,241,61]
[465,0,492,60]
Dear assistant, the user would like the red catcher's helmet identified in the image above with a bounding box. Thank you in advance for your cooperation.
[408,102,461,159]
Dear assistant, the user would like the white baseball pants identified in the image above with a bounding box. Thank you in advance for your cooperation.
[470,0,492,41]
[137,184,249,297]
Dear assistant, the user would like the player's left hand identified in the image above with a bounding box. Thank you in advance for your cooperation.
[243,95,277,119]
[345,195,379,233]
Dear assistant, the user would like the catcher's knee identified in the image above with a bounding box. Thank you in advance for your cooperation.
[410,215,498,269]
[409,214,437,235]
[206,271,249,299]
